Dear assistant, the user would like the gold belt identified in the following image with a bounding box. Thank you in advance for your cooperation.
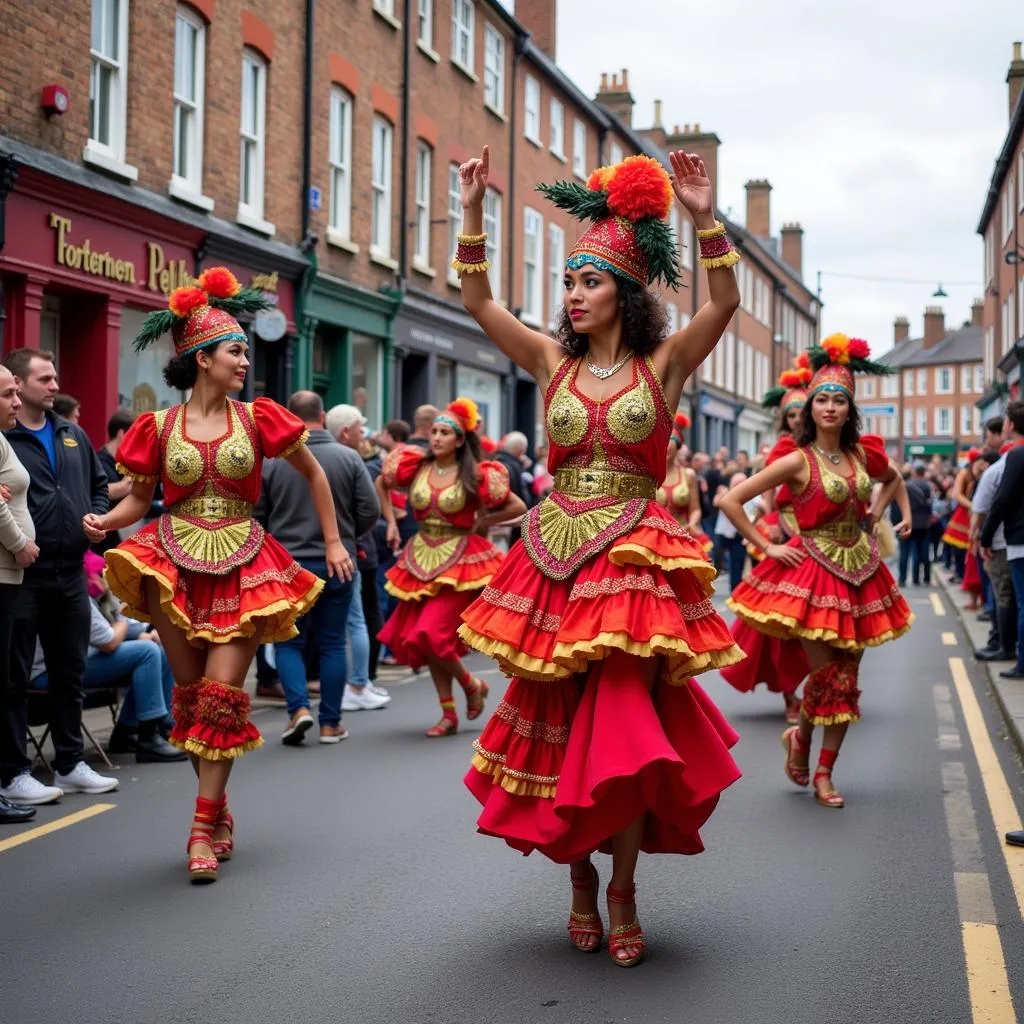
[169,496,254,521]
[553,466,657,501]
[804,520,862,542]
[418,520,471,539]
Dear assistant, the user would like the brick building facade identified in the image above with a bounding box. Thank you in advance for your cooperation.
[0,0,817,453]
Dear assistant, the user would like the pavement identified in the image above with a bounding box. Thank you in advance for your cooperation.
[4,590,1024,1024]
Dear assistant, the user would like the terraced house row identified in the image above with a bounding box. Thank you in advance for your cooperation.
[0,0,817,450]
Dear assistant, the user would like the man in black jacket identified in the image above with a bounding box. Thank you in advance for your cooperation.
[980,401,1024,682]
[0,349,115,804]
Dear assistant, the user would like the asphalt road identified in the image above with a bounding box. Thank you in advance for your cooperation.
[3,582,1023,1024]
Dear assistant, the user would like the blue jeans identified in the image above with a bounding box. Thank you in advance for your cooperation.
[274,559,353,726]
[1009,558,1024,672]
[34,640,171,726]
[898,528,931,585]
[346,575,371,687]
[718,533,746,592]
[376,557,396,659]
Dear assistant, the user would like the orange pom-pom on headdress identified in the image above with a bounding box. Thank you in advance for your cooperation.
[436,396,480,436]
[168,286,208,319]
[670,412,690,448]
[587,166,614,192]
[795,366,813,385]
[604,156,675,222]
[820,332,852,365]
[197,267,242,299]
[796,351,811,370]
[779,369,803,388]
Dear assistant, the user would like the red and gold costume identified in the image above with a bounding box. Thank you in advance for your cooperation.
[942,453,978,552]
[377,444,510,669]
[727,340,914,727]
[656,471,713,555]
[460,353,744,861]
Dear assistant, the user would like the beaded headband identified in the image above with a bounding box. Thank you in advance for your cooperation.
[435,396,480,437]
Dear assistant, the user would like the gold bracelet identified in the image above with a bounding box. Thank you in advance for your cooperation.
[695,222,726,240]
[457,233,487,245]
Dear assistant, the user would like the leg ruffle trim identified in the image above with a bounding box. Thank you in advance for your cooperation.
[469,746,559,798]
[181,678,264,761]
[168,679,201,749]
[801,659,861,727]
[457,624,745,681]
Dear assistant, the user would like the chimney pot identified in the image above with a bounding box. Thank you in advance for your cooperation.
[653,99,662,128]
[744,180,772,239]
[621,69,629,90]
[1016,41,1022,60]
[600,72,608,91]
[1008,41,1024,118]
[894,316,910,345]
[611,73,618,89]
[780,223,804,276]
[694,122,701,133]
[971,297,985,326]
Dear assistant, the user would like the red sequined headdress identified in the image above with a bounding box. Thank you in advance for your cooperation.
[537,156,680,289]
[763,353,813,412]
[806,334,893,397]
[133,267,272,357]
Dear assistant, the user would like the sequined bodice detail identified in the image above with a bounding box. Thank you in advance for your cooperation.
[794,446,873,529]
[656,470,689,513]
[409,464,469,524]
[545,355,670,482]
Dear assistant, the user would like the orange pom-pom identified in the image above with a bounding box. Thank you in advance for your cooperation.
[168,286,208,319]
[197,266,242,299]
[587,166,613,192]
[779,369,802,387]
[674,412,691,430]
[605,156,674,221]
[821,332,851,365]
[447,396,480,433]
[796,367,813,385]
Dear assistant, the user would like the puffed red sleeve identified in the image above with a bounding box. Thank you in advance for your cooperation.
[251,397,308,458]
[477,460,511,509]
[766,435,797,465]
[115,412,159,483]
[381,445,426,489]
[859,434,890,478]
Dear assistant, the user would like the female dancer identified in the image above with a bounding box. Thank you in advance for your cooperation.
[722,365,811,722]
[961,451,996,610]
[942,449,977,583]
[83,269,345,882]
[376,397,526,737]
[454,146,744,967]
[657,413,714,556]
[719,335,914,809]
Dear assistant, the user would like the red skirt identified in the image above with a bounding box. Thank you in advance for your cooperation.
[460,503,743,861]
[727,538,914,651]
[962,548,983,596]
[104,524,323,644]
[942,506,971,550]
[378,587,475,669]
[719,618,808,695]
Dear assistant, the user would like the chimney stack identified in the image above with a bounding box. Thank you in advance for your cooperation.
[744,180,772,240]
[666,123,721,198]
[653,99,663,129]
[595,68,635,128]
[780,223,803,276]
[517,0,558,60]
[894,316,910,345]
[1010,42,1024,118]
[923,306,945,349]
[971,298,985,326]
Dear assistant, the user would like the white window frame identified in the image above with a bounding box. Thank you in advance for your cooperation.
[370,116,394,260]
[974,407,982,435]
[572,119,587,179]
[483,187,502,299]
[725,332,736,393]
[975,365,985,393]
[960,365,972,394]
[1004,173,1016,243]
[86,0,136,179]
[238,49,273,234]
[882,376,898,398]
[936,407,952,437]
[374,0,396,18]
[680,218,693,271]
[171,5,208,204]
[547,222,565,329]
[666,302,679,335]
[413,141,432,269]
[417,0,433,49]
[862,379,875,398]
[327,86,353,244]
[524,75,541,145]
[917,369,928,394]
[447,164,461,287]
[935,367,952,394]
[960,404,972,437]
[917,407,928,436]
[482,24,504,114]
[904,408,914,437]
[451,0,475,74]
[609,141,624,165]
[549,98,565,159]
[523,207,544,326]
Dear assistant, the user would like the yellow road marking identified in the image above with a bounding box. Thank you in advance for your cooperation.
[949,657,1024,920]
[0,803,115,854]
[932,592,946,616]
[961,922,1016,1023]
[943,632,958,646]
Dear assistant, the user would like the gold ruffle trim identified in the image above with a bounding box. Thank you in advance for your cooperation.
[115,463,157,484]
[182,735,265,761]
[457,624,745,682]
[385,574,493,602]
[104,547,323,644]
[941,536,969,550]
[608,542,717,592]
[450,258,491,274]
[804,711,860,727]
[277,429,310,460]
[469,751,559,798]
[699,249,742,270]
[726,598,916,651]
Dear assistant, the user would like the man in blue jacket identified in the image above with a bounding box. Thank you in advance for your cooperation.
[0,349,116,805]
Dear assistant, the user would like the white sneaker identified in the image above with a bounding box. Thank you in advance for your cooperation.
[369,683,390,698]
[341,684,391,711]
[0,771,62,805]
[54,761,119,795]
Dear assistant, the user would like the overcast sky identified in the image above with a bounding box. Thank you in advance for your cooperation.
[545,0,1022,359]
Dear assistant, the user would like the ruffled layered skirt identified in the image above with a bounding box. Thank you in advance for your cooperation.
[378,533,504,669]
[719,619,809,695]
[459,503,743,861]
[942,506,971,550]
[104,522,323,644]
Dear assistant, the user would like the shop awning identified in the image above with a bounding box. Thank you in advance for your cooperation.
[905,441,956,456]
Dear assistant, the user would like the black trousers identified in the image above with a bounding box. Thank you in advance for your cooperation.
[363,566,382,681]
[1,569,90,782]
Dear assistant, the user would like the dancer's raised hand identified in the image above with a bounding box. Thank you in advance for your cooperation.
[459,146,489,209]
[669,150,713,221]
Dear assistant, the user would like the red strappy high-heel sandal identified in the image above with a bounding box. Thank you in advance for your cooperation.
[606,884,646,968]
[212,806,234,862]
[187,797,223,884]
[813,748,844,809]
[781,726,810,787]
[567,865,603,953]
[465,677,490,721]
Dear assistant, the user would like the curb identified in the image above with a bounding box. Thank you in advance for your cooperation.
[934,569,1024,763]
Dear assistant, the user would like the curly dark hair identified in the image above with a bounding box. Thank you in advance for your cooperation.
[553,275,669,356]
[162,342,226,391]
[423,429,483,495]
[795,392,862,450]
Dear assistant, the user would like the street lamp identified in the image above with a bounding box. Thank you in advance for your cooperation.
[932,282,948,298]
